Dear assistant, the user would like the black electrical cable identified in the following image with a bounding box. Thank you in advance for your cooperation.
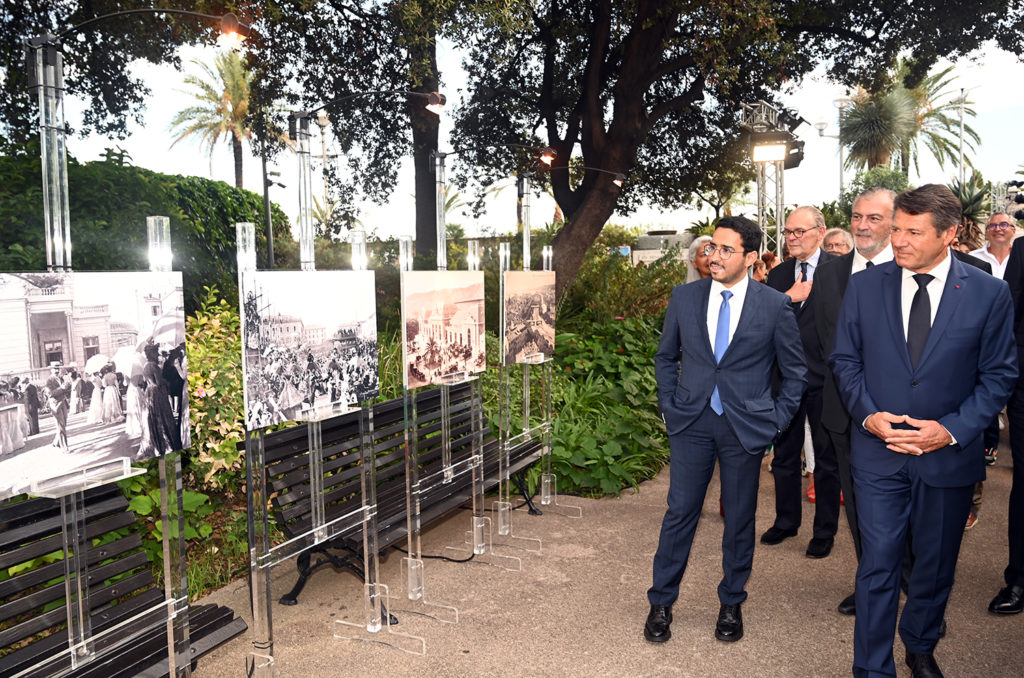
[391,544,475,563]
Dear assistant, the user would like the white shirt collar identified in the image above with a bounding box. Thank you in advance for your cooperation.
[900,248,952,284]
[853,242,894,271]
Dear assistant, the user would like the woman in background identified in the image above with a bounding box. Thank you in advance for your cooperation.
[46,377,69,452]
[87,372,104,424]
[101,366,123,424]
[685,235,713,284]
[125,374,145,438]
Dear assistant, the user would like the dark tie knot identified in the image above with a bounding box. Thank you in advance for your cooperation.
[913,273,934,290]
[865,260,874,268]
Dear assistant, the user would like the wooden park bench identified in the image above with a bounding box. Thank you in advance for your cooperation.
[0,484,247,677]
[250,382,544,606]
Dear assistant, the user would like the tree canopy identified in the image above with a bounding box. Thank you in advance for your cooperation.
[449,0,1024,297]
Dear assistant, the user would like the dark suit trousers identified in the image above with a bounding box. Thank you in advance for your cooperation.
[770,387,840,538]
[851,464,972,678]
[649,406,763,607]
[1005,346,1024,589]
[829,426,863,560]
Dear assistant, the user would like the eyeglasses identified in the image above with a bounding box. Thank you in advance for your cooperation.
[704,243,741,259]
[783,227,816,239]
[851,213,887,225]
[823,242,847,252]
[988,221,1013,230]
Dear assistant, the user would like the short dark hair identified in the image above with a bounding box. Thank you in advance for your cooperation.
[894,184,962,235]
[716,215,762,254]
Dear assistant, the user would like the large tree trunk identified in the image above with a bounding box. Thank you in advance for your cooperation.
[232,135,243,189]
[550,182,622,301]
[407,19,440,267]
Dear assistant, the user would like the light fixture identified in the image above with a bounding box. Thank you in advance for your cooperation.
[539,147,556,165]
[612,173,626,187]
[217,12,249,48]
[425,91,446,115]
[749,131,792,163]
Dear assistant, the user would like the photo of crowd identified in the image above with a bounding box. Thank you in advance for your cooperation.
[0,272,189,499]
[503,271,556,365]
[240,270,379,431]
[402,271,486,389]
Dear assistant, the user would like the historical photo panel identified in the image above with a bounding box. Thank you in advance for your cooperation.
[240,270,379,431]
[0,271,189,499]
[402,271,486,389]
[503,270,556,365]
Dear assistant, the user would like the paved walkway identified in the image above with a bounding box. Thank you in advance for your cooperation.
[195,451,1023,677]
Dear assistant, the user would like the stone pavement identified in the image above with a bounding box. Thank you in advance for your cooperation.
[194,453,1023,677]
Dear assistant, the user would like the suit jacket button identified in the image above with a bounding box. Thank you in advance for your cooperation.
[911,381,919,387]
[716,368,721,373]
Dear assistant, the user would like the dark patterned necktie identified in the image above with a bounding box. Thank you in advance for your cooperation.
[907,273,933,369]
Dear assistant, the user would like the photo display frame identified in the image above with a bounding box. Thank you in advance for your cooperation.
[502,270,556,365]
[0,271,189,500]
[240,269,379,431]
[401,270,486,389]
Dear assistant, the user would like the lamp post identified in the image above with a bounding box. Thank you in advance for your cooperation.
[26,10,250,271]
[288,91,445,271]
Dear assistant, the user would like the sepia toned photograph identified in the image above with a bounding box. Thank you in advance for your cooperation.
[402,271,486,389]
[240,270,379,431]
[503,270,556,365]
[0,271,189,499]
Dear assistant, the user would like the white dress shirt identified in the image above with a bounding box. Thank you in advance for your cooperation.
[852,243,894,275]
[792,248,823,282]
[707,274,749,351]
[968,244,1010,280]
[900,251,951,339]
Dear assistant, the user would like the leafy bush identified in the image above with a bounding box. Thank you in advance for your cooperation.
[186,286,246,494]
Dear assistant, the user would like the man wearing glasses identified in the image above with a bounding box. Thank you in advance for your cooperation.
[762,207,840,559]
[970,213,1015,280]
[645,216,806,645]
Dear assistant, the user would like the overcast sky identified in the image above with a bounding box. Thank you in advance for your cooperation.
[59,38,1024,246]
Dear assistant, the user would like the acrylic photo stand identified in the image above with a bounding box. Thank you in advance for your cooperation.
[9,215,192,677]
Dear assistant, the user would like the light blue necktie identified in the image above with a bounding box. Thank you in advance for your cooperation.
[710,290,732,415]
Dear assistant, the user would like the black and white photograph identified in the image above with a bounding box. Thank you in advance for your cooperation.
[503,270,556,365]
[0,271,189,500]
[402,271,486,389]
[240,270,379,431]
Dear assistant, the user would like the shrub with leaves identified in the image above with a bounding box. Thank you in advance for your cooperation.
[186,286,245,494]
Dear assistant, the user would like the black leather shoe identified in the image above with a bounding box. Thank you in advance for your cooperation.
[905,651,944,678]
[644,604,672,642]
[760,526,798,545]
[806,537,834,558]
[714,603,743,642]
[989,585,1024,614]
[837,592,856,616]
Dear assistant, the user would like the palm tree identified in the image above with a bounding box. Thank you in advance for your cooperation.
[840,62,979,177]
[169,51,252,188]
[949,172,990,250]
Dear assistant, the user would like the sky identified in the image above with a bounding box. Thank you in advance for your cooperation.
[58,37,1024,246]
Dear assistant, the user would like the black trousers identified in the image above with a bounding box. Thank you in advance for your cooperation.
[1004,346,1024,589]
[770,387,840,539]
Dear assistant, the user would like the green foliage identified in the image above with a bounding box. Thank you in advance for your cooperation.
[185,287,246,494]
[838,167,912,218]
[0,149,289,315]
[817,201,849,230]
[560,239,685,326]
[117,468,215,569]
[548,316,668,495]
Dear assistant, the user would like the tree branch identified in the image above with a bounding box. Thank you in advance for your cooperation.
[646,74,705,131]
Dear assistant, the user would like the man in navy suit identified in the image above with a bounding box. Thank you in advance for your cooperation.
[763,206,840,558]
[645,216,806,644]
[830,184,1017,678]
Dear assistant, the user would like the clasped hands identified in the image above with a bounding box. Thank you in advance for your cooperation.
[864,411,953,455]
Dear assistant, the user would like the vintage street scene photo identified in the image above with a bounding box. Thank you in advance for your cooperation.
[240,270,379,431]
[0,271,189,499]
[503,270,556,365]
[402,270,486,389]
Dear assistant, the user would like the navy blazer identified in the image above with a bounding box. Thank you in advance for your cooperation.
[655,277,807,454]
[830,256,1017,487]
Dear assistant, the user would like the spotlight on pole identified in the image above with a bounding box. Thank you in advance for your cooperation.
[425,91,446,114]
[539,147,556,166]
[217,13,250,48]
